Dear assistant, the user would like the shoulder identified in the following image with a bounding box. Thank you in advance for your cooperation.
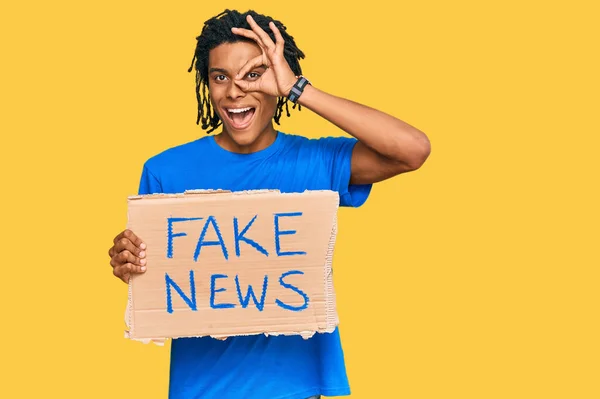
[285,133,358,166]
[280,132,357,152]
[143,136,211,172]
[278,133,358,170]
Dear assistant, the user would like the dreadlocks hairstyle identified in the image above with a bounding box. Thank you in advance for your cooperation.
[187,9,306,133]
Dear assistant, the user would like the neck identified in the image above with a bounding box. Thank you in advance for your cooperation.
[215,123,278,154]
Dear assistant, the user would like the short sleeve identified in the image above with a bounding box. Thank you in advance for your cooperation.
[317,136,372,208]
[138,163,163,195]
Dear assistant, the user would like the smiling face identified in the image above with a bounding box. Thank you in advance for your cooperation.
[208,41,278,153]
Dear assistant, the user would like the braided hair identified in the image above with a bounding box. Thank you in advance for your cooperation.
[187,9,306,133]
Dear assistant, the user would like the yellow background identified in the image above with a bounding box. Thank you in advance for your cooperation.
[1,0,598,398]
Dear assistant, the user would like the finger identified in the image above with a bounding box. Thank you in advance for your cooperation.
[122,229,146,250]
[246,15,275,50]
[125,262,146,274]
[231,27,267,51]
[269,21,285,52]
[114,237,146,258]
[114,267,131,284]
[117,250,146,267]
[113,229,146,250]
[113,229,128,244]
[235,54,265,80]
[113,264,130,283]
[115,262,146,280]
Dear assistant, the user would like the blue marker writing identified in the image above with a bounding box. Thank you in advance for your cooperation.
[274,212,306,256]
[235,275,269,311]
[275,270,309,311]
[194,216,229,261]
[234,215,269,257]
[210,274,235,309]
[165,270,197,313]
[166,217,203,258]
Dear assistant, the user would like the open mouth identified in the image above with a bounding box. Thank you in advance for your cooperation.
[224,106,256,130]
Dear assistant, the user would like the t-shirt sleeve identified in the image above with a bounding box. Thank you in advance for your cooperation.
[317,136,372,208]
[138,163,163,195]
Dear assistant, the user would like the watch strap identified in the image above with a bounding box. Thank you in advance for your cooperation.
[287,76,311,104]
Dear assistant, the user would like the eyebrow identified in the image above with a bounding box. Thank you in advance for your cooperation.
[208,65,268,75]
[209,67,229,74]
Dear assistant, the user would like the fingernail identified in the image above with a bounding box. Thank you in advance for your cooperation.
[140,251,146,258]
[141,259,147,265]
[140,243,147,250]
[141,266,146,272]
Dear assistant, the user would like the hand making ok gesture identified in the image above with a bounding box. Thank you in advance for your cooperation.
[231,15,299,98]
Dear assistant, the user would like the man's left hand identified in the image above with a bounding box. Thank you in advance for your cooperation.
[231,15,297,97]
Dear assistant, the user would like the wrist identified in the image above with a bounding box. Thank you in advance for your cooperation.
[296,83,315,107]
[286,75,311,104]
[282,77,297,98]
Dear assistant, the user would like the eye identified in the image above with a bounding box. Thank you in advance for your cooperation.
[247,72,260,80]
[215,74,227,82]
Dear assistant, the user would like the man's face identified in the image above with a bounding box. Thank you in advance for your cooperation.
[207,41,278,150]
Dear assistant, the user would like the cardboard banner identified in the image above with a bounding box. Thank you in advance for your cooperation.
[124,189,340,341]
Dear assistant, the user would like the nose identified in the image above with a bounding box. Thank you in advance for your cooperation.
[226,80,246,100]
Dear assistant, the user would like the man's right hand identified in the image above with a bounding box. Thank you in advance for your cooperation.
[108,229,147,284]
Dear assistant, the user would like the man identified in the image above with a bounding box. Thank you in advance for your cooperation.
[108,9,430,399]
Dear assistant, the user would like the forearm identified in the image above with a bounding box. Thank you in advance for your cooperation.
[296,84,430,166]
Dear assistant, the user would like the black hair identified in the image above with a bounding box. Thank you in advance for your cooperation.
[187,9,306,133]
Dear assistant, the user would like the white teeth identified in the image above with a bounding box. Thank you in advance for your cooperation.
[227,107,253,113]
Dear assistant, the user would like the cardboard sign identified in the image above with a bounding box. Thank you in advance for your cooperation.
[124,189,340,341]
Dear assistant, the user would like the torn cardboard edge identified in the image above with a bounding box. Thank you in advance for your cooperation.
[127,188,277,201]
[123,189,340,345]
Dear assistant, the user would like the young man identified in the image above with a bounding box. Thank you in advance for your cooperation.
[108,9,430,399]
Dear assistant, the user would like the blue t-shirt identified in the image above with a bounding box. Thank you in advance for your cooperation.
[138,131,372,399]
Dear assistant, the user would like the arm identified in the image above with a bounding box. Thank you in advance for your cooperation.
[296,84,431,185]
[231,16,431,185]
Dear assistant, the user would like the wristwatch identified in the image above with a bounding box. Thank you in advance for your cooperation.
[287,76,311,104]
